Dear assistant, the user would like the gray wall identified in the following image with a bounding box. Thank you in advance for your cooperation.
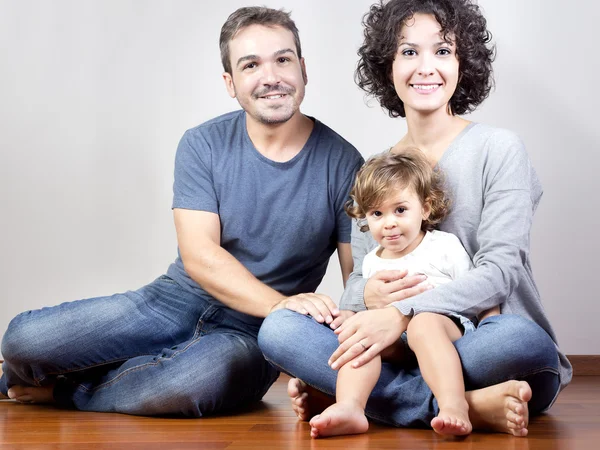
[1,0,598,355]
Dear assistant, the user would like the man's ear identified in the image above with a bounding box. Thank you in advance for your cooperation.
[300,57,308,85]
[222,72,236,98]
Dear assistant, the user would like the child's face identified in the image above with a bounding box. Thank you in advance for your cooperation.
[391,13,459,117]
[365,185,431,258]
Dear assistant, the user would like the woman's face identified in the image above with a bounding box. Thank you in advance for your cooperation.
[391,13,459,117]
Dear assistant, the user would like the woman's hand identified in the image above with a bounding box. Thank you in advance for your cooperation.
[364,270,432,309]
[328,307,410,370]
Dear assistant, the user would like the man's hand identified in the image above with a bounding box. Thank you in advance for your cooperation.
[364,270,432,309]
[270,293,340,324]
[328,307,409,370]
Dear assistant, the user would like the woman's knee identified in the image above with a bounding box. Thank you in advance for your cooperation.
[458,314,559,389]
[477,314,558,368]
[482,315,561,413]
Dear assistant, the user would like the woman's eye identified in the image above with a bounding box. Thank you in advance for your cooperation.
[437,48,451,56]
[402,49,416,56]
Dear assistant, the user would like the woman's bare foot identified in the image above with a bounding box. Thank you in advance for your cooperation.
[287,378,334,421]
[431,402,472,436]
[466,380,532,437]
[7,385,54,404]
[309,401,369,438]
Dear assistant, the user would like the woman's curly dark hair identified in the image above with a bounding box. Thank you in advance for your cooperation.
[355,0,496,118]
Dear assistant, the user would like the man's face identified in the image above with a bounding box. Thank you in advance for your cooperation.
[223,24,307,126]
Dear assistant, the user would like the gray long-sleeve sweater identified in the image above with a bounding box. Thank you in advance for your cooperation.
[340,122,572,391]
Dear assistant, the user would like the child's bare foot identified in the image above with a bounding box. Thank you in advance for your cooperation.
[287,378,334,421]
[431,403,472,436]
[466,380,531,437]
[309,402,369,438]
[7,385,54,404]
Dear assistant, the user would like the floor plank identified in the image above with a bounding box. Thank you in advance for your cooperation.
[0,375,598,449]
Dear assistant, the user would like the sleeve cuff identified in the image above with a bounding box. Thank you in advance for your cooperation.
[391,300,416,317]
[339,278,368,312]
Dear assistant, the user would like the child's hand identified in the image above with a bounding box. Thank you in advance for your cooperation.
[330,310,356,330]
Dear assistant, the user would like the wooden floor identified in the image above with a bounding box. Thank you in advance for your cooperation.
[0,375,598,449]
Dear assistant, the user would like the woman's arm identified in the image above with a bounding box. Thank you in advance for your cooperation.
[338,221,372,311]
[393,131,537,318]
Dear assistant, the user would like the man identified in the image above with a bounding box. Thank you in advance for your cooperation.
[0,6,363,416]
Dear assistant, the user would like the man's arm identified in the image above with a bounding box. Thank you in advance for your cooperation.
[174,208,338,320]
[175,208,282,317]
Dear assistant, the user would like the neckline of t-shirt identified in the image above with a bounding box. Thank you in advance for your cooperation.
[435,121,478,169]
[242,114,321,168]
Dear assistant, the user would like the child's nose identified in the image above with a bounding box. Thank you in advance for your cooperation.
[384,216,397,228]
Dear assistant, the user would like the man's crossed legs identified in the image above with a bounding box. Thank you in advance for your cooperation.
[0,275,278,416]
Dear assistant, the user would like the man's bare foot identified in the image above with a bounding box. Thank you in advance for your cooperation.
[7,385,54,404]
[309,402,369,438]
[466,380,532,437]
[431,403,472,436]
[288,378,334,421]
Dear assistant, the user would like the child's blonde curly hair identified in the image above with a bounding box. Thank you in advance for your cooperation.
[345,148,450,232]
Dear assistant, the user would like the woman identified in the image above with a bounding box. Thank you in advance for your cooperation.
[258,0,571,437]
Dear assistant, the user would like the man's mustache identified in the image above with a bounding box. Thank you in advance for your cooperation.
[253,85,295,99]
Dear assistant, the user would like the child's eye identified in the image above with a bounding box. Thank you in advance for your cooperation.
[372,211,382,217]
[396,207,406,214]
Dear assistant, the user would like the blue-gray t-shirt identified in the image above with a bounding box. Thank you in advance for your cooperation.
[166,110,364,325]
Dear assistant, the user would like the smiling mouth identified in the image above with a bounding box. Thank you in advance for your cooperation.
[260,94,287,100]
[411,84,441,92]
[384,235,401,240]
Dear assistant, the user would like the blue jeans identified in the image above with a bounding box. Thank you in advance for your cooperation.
[258,310,561,428]
[0,275,279,416]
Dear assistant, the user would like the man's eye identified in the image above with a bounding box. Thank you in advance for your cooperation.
[278,57,290,63]
[244,62,257,70]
